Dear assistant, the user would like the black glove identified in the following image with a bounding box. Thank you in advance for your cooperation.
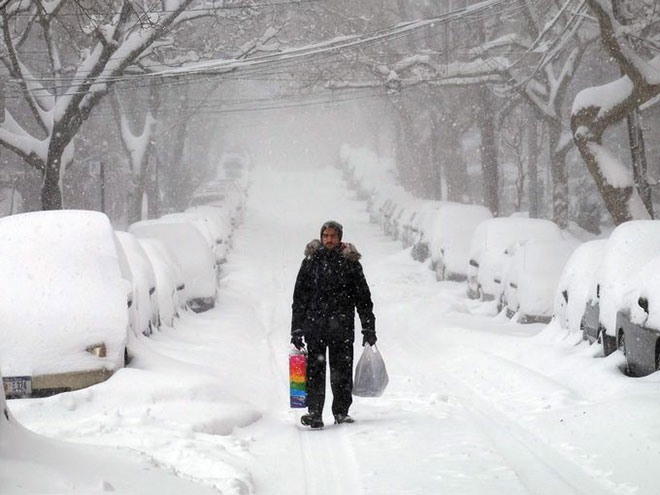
[362,330,377,347]
[291,329,305,350]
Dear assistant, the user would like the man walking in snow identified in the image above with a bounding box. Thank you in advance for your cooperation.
[291,220,377,429]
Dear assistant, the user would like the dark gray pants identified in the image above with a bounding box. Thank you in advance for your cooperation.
[306,336,353,417]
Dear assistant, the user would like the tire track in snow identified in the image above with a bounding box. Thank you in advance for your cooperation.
[435,351,621,495]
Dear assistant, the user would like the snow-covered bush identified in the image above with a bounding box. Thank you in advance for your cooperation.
[0,210,130,396]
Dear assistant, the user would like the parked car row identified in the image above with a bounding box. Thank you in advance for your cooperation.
[338,145,660,378]
[556,221,660,377]
[1,171,248,399]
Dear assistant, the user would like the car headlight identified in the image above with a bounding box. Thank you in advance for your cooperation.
[86,343,107,358]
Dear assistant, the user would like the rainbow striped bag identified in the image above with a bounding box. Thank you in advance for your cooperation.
[289,348,307,408]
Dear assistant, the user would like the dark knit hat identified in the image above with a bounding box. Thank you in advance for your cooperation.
[320,220,343,241]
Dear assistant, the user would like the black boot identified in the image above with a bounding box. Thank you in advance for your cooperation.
[334,413,354,424]
[300,413,324,429]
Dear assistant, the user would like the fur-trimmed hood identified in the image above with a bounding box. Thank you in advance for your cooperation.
[304,239,361,262]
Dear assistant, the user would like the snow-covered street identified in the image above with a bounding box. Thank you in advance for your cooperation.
[7,163,660,495]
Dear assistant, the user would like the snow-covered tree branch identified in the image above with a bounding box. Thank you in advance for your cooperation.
[571,0,660,224]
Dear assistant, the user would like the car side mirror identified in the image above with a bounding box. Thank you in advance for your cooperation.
[638,297,649,314]
[562,290,568,303]
[469,259,479,268]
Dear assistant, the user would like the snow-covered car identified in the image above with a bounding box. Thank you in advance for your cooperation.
[190,179,246,225]
[597,220,660,356]
[400,207,419,249]
[616,255,660,376]
[409,201,445,263]
[387,201,407,240]
[502,239,578,323]
[186,205,233,255]
[216,151,251,190]
[367,189,393,225]
[428,203,492,281]
[186,204,233,233]
[467,217,563,301]
[381,199,400,236]
[138,238,184,327]
[0,210,130,398]
[161,211,228,266]
[116,231,159,336]
[129,219,217,313]
[553,240,608,335]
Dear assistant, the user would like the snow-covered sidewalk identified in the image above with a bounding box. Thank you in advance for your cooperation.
[7,164,660,494]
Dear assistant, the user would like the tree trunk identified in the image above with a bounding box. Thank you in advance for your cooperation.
[429,111,444,200]
[128,176,145,224]
[444,120,468,202]
[627,110,653,217]
[527,113,540,218]
[41,134,68,210]
[477,86,499,215]
[548,122,569,228]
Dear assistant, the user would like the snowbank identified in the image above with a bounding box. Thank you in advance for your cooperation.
[1,367,217,495]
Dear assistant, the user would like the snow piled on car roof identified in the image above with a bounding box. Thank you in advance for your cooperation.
[0,210,129,376]
[598,220,660,336]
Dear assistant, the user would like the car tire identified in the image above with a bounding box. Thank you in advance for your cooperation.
[617,330,626,356]
[602,332,617,357]
[655,341,660,371]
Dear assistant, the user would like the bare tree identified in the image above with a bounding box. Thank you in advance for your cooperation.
[571,0,660,224]
[0,0,242,210]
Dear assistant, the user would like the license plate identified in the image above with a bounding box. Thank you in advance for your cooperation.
[3,376,32,398]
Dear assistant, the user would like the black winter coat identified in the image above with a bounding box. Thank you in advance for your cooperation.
[291,240,375,342]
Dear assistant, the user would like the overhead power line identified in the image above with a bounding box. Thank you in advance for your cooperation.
[9,0,521,91]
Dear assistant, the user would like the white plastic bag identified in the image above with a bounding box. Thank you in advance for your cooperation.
[353,344,389,397]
